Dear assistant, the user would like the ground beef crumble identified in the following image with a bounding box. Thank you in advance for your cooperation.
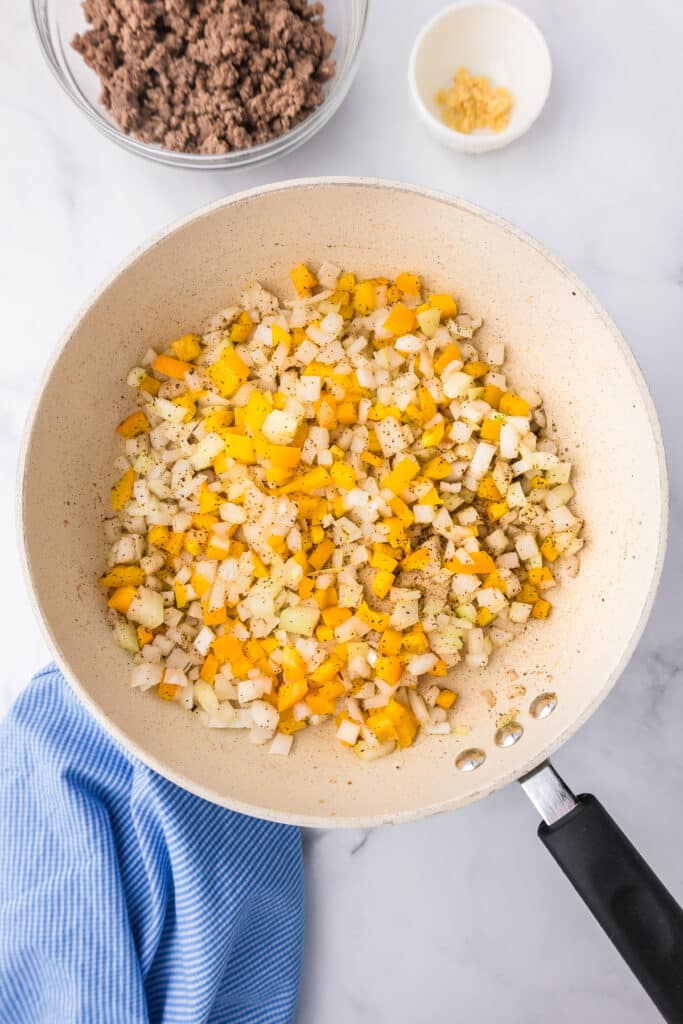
[72,0,336,154]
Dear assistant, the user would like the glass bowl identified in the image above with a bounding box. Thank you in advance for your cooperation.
[31,0,367,169]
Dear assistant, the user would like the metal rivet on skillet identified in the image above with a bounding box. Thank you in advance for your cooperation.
[529,692,558,719]
[494,722,524,748]
[455,748,486,772]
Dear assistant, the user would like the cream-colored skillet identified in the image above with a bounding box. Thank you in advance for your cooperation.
[19,180,683,1019]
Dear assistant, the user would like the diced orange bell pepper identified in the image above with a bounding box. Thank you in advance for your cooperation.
[116,410,150,438]
[107,585,137,613]
[277,678,308,712]
[99,564,145,588]
[152,354,192,380]
[290,263,318,298]
[111,468,135,511]
[499,392,530,417]
[444,550,495,575]
[384,302,417,337]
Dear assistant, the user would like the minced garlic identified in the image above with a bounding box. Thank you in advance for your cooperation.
[436,67,512,134]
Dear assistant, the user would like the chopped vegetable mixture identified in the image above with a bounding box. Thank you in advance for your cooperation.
[101,263,583,759]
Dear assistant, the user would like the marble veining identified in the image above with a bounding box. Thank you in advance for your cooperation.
[1,0,682,1020]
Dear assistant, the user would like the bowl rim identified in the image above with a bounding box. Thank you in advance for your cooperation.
[17,177,669,827]
[30,0,368,169]
[408,0,553,154]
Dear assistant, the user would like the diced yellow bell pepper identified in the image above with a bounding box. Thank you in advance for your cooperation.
[322,606,352,627]
[365,709,397,744]
[191,513,218,530]
[290,263,318,297]
[480,418,502,442]
[111,468,135,511]
[212,633,243,666]
[171,333,202,362]
[435,689,457,710]
[116,410,150,438]
[330,462,356,490]
[198,485,221,514]
[379,628,403,656]
[139,374,160,396]
[402,629,429,654]
[484,570,507,595]
[353,281,377,314]
[463,360,489,378]
[384,302,417,336]
[428,293,458,319]
[385,699,419,747]
[190,572,211,597]
[361,450,383,468]
[136,626,153,647]
[402,548,430,571]
[444,550,495,575]
[171,393,197,422]
[383,517,408,550]
[540,536,560,563]
[357,602,390,632]
[422,456,452,480]
[367,404,402,422]
[375,655,403,685]
[202,601,228,627]
[271,323,292,348]
[430,659,448,677]
[517,583,540,604]
[158,682,178,701]
[209,345,250,396]
[174,581,188,608]
[309,538,334,570]
[371,569,395,599]
[483,384,503,410]
[499,392,530,417]
[107,585,137,613]
[219,431,254,464]
[433,343,462,375]
[421,419,445,447]
[418,484,442,506]
[148,525,184,556]
[418,385,437,422]
[200,653,218,684]
[527,566,555,588]
[152,354,193,380]
[99,565,145,588]
[276,677,308,712]
[279,645,306,685]
[477,474,502,501]
[298,576,316,600]
[244,392,272,434]
[382,457,420,494]
[228,311,253,344]
[305,692,335,716]
[395,272,421,297]
[531,598,551,620]
[486,501,510,522]
[388,495,414,527]
[203,408,233,433]
[371,547,399,572]
[279,466,331,495]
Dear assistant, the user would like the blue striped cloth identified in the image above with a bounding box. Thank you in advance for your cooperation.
[0,666,304,1024]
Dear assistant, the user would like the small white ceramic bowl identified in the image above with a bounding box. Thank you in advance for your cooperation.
[409,1,552,154]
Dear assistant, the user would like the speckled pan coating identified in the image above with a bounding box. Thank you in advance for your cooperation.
[19,179,667,828]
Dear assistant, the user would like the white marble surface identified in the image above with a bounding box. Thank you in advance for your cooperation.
[2,0,682,1020]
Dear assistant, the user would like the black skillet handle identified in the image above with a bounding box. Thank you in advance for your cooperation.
[539,793,683,1022]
